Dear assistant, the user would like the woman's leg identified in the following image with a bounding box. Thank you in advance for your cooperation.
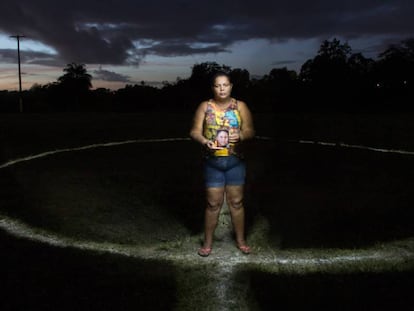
[202,187,225,248]
[226,185,247,247]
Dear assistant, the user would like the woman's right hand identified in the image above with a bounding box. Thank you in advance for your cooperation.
[205,140,224,150]
[205,140,215,149]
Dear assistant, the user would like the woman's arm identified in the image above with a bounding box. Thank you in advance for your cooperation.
[238,101,255,141]
[189,101,209,146]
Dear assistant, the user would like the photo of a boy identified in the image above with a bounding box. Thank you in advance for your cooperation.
[215,129,229,148]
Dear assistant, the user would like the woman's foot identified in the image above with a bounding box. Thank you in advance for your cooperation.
[198,246,212,257]
[237,244,251,254]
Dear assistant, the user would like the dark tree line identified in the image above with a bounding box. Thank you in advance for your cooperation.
[1,38,413,113]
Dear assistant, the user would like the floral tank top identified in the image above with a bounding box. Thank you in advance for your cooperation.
[203,99,241,157]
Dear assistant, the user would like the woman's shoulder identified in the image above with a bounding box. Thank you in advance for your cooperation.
[196,100,210,111]
[202,99,217,111]
[234,99,248,110]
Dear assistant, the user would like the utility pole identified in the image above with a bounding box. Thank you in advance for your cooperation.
[10,35,25,113]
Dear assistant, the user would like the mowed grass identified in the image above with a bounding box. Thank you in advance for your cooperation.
[244,139,414,249]
[0,141,205,246]
[1,112,414,310]
[1,121,414,249]
[246,269,414,310]
[0,112,193,161]
[0,231,177,311]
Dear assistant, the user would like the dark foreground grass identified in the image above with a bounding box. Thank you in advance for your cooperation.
[0,231,177,311]
[246,269,414,310]
[1,229,413,310]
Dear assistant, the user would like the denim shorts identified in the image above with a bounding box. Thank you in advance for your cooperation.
[204,155,246,188]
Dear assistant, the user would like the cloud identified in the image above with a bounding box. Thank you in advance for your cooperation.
[93,67,132,83]
[272,60,298,67]
[0,48,61,66]
[141,40,229,57]
[0,0,413,66]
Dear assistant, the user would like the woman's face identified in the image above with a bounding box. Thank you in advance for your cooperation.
[212,76,232,100]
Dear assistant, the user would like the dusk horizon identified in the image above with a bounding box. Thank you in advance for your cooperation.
[1,1,413,91]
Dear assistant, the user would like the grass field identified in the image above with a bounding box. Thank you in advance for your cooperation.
[1,112,414,310]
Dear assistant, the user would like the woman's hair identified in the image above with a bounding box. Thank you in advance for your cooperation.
[210,71,232,86]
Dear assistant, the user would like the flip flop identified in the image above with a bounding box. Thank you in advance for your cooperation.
[237,244,251,254]
[198,247,212,257]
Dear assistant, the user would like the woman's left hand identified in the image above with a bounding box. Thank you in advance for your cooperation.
[229,132,240,143]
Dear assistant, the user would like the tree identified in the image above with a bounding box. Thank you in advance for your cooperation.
[299,38,352,86]
[347,52,375,90]
[318,38,351,60]
[258,67,298,111]
[298,38,380,110]
[375,38,414,89]
[58,62,92,92]
[190,62,231,84]
[57,63,93,110]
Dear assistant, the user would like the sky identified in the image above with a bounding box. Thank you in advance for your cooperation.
[0,0,413,91]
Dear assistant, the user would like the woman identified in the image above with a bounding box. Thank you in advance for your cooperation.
[189,72,255,257]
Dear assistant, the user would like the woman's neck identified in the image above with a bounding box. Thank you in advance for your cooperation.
[214,97,232,106]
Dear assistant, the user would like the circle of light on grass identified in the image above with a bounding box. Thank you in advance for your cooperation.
[0,137,414,274]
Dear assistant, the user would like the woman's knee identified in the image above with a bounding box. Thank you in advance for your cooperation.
[227,196,244,210]
[206,199,222,212]
[206,188,224,211]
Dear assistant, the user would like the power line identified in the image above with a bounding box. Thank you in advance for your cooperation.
[10,35,25,113]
